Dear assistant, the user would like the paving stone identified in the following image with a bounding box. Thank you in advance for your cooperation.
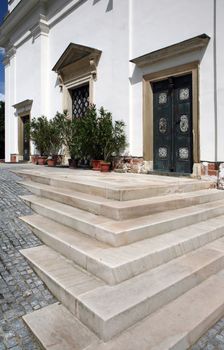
[193,316,224,348]
[0,165,56,349]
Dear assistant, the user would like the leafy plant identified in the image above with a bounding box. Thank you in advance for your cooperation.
[48,113,64,157]
[71,105,127,162]
[61,106,100,161]
[58,111,82,160]
[26,114,65,157]
[97,107,127,162]
[27,116,51,156]
[27,105,127,166]
[78,106,99,160]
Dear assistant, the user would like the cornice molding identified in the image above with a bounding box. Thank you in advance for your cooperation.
[0,0,48,47]
[0,0,87,49]
[130,34,210,67]
[3,45,16,66]
[30,19,49,41]
[13,99,33,116]
[52,43,102,83]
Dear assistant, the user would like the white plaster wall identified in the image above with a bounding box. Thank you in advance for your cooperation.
[48,0,130,144]
[4,63,11,162]
[17,32,50,115]
[131,0,215,160]
[5,32,50,158]
[216,0,224,162]
[15,38,42,117]
[4,54,18,162]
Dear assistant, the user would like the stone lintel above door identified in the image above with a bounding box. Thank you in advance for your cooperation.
[13,99,33,117]
[130,34,210,68]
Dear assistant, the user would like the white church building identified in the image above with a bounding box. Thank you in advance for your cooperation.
[0,0,224,175]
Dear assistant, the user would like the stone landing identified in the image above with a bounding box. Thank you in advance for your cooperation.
[14,167,224,349]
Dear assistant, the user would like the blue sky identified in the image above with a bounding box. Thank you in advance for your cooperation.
[0,0,8,101]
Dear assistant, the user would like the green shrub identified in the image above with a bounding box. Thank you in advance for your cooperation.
[27,116,51,156]
[27,105,127,164]
[97,107,127,162]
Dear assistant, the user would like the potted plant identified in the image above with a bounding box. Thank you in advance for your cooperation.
[68,138,81,168]
[77,106,100,169]
[84,106,104,170]
[27,116,51,165]
[97,108,127,172]
[59,111,82,168]
[47,114,64,167]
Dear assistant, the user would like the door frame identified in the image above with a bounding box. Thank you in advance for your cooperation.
[143,61,200,172]
[18,113,31,161]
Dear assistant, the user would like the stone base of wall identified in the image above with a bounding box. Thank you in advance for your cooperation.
[201,162,220,176]
[113,157,152,174]
[113,157,224,181]
[218,163,224,189]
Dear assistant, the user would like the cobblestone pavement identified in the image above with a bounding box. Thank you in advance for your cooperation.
[0,164,56,350]
[0,163,224,350]
[192,318,224,350]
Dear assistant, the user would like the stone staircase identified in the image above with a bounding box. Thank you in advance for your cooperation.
[15,168,224,350]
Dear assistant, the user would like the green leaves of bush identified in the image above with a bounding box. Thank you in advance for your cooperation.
[27,105,127,163]
[61,105,127,162]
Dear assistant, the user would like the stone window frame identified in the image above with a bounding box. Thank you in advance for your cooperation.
[62,75,93,119]
[52,43,102,119]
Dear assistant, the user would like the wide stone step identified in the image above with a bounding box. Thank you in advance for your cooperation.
[21,214,224,284]
[21,239,224,341]
[21,194,224,246]
[23,272,224,350]
[90,271,224,349]
[19,180,224,220]
[15,169,214,200]
[23,303,100,350]
[20,245,105,316]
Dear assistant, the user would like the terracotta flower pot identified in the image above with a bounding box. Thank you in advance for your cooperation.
[92,159,102,171]
[47,158,57,167]
[100,162,111,172]
[31,155,39,165]
[37,156,47,165]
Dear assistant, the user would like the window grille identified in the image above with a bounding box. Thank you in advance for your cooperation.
[72,84,89,118]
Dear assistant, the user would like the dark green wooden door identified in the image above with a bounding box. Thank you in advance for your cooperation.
[153,74,193,174]
[23,116,30,161]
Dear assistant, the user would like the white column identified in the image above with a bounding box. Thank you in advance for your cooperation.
[31,19,50,117]
[11,54,18,156]
[216,0,224,162]
[4,46,17,161]
[4,61,11,162]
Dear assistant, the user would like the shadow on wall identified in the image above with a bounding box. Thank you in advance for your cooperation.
[93,0,113,12]
[129,46,209,86]
[47,0,89,28]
